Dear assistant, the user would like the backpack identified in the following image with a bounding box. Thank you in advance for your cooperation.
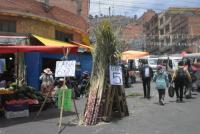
[175,68,187,83]
[155,73,167,89]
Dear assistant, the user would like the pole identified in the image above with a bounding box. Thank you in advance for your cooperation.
[57,48,79,132]
[58,48,68,132]
[58,80,66,130]
[109,6,111,21]
[16,52,19,87]
[72,87,79,120]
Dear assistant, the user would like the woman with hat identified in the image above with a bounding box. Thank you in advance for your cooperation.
[39,68,54,96]
[153,65,169,105]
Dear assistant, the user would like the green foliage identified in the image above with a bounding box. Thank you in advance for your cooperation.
[93,20,121,65]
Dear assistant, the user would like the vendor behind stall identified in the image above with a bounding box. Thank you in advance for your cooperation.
[39,68,54,97]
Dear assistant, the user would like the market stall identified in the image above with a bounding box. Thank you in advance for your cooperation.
[0,44,78,119]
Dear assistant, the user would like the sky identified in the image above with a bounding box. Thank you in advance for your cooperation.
[89,0,200,17]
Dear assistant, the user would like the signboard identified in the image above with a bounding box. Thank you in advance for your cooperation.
[55,61,76,77]
[109,65,123,85]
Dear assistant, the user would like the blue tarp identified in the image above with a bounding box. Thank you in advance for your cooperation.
[25,52,92,90]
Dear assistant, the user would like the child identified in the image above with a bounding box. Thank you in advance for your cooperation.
[153,65,169,105]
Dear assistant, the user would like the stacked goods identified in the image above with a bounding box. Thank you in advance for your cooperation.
[0,89,14,94]
[3,86,44,105]
[5,109,29,119]
[2,86,49,114]
[4,104,29,119]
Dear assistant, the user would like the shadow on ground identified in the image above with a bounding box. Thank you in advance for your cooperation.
[0,107,77,128]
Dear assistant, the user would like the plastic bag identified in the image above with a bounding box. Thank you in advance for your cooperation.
[168,83,175,98]
[58,87,72,111]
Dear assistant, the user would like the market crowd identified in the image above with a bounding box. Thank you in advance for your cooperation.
[139,59,200,105]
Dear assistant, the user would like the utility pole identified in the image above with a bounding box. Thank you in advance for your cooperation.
[98,0,101,16]
[109,6,111,21]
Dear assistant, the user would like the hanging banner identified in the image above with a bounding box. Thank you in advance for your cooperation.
[55,61,76,77]
[109,65,123,85]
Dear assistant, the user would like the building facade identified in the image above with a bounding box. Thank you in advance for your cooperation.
[144,14,159,54]
[122,10,156,51]
[0,0,89,43]
[144,7,200,54]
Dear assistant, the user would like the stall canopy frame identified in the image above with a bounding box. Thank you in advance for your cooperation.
[121,50,149,60]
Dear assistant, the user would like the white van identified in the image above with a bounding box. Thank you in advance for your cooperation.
[128,59,139,70]
[138,55,158,72]
[157,55,182,71]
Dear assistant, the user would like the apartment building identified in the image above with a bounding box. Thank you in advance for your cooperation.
[144,14,159,53]
[144,7,200,54]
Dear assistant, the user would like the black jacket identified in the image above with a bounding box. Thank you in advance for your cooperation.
[140,64,153,80]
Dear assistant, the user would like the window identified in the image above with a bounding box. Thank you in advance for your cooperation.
[0,20,16,33]
[160,18,163,25]
[160,29,164,35]
[165,24,170,33]
[55,30,73,42]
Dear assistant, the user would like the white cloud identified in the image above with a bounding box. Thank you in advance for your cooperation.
[89,0,200,17]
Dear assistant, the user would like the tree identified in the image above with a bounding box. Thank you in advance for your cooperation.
[83,20,123,125]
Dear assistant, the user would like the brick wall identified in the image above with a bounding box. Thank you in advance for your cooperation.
[122,10,155,42]
[36,0,89,20]
[122,23,143,42]
[0,15,82,42]
[188,16,200,35]
[17,18,55,38]
[138,10,156,24]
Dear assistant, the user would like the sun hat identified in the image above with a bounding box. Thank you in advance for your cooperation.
[43,68,52,75]
[59,78,64,81]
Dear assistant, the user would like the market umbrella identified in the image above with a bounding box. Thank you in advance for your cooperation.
[121,50,149,60]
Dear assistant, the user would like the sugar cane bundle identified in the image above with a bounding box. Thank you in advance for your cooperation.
[84,20,122,125]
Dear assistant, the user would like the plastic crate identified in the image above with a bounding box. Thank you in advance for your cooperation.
[5,104,29,112]
[5,110,29,119]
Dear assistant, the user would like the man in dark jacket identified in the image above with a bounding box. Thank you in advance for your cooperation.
[140,61,153,99]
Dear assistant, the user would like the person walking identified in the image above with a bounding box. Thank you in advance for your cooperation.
[172,61,191,102]
[39,68,54,97]
[153,65,169,105]
[140,60,153,99]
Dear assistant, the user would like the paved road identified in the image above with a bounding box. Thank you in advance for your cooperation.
[0,82,200,134]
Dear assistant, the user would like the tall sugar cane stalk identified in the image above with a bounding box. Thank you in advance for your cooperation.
[84,20,121,125]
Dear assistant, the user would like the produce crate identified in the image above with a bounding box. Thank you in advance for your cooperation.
[5,110,29,119]
[5,104,29,112]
